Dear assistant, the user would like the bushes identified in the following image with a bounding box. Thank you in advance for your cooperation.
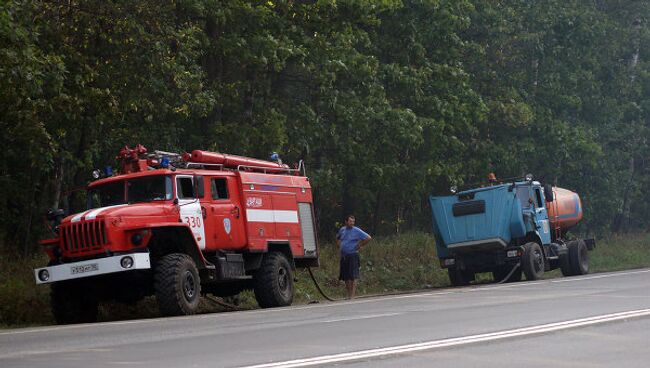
[0,252,52,327]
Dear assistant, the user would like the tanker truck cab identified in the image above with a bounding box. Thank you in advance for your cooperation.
[515,182,551,245]
[430,174,595,287]
[34,145,319,324]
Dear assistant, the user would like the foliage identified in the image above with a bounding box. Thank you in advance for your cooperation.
[2,0,650,253]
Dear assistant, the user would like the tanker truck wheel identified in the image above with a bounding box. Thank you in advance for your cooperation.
[567,240,589,275]
[154,253,201,316]
[254,252,294,308]
[522,242,545,281]
[51,280,98,324]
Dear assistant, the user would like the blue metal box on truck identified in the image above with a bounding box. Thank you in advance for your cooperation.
[429,177,594,286]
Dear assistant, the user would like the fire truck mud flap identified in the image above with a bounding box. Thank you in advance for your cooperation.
[34,253,151,285]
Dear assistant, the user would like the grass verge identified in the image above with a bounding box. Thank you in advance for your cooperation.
[1,232,649,328]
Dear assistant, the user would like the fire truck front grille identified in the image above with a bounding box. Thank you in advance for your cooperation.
[62,221,108,253]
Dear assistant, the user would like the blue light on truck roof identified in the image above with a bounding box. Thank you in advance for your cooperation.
[160,156,170,168]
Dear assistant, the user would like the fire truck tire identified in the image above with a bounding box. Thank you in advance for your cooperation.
[50,281,98,325]
[568,240,589,275]
[522,242,545,281]
[254,252,294,308]
[154,253,201,316]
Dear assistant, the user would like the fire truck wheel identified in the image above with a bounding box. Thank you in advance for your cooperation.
[50,281,98,325]
[254,252,294,308]
[568,240,589,275]
[522,242,545,280]
[154,253,202,316]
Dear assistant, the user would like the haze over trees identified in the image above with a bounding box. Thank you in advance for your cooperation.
[2,0,649,254]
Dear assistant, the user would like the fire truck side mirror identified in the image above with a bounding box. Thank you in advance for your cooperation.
[46,208,66,227]
[194,175,204,198]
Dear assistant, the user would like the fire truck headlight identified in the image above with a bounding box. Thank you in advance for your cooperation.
[92,169,102,180]
[131,233,143,246]
[120,256,134,269]
[38,269,50,282]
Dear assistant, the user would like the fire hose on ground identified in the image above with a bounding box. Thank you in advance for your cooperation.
[206,261,522,311]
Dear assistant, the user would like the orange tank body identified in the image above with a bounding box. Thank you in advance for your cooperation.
[547,187,583,230]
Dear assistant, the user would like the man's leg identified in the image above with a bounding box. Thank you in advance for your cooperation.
[350,279,357,299]
[345,280,353,299]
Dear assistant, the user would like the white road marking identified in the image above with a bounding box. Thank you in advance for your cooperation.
[239,309,650,368]
[550,271,647,283]
[321,312,401,323]
[0,348,112,360]
[3,268,649,336]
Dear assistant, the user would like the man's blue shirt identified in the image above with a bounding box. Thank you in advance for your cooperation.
[337,226,370,256]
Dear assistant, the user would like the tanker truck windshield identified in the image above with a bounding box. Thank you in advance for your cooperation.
[88,176,172,208]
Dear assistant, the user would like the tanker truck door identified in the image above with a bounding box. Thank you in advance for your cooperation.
[176,175,206,250]
[533,187,551,245]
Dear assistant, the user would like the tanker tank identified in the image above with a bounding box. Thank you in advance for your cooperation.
[547,187,583,230]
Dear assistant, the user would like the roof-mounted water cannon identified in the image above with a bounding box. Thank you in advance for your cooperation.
[117,144,149,174]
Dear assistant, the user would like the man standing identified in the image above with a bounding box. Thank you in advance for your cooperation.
[337,215,371,299]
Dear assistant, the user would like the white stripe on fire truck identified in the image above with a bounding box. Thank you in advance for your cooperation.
[246,209,299,223]
[84,204,129,220]
[70,210,91,223]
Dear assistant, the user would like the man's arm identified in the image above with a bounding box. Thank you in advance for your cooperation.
[357,235,371,250]
[336,228,342,252]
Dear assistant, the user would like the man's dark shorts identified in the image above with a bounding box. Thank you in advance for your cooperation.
[339,252,361,281]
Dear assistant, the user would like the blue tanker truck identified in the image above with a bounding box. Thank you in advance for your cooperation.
[429,174,595,286]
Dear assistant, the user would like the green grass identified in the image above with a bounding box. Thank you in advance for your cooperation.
[1,232,649,328]
[589,234,650,272]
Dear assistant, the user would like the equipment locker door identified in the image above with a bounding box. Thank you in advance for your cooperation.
[205,176,245,250]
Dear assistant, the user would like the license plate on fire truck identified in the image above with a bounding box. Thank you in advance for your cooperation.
[70,263,99,275]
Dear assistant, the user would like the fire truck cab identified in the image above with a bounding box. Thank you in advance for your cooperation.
[34,146,319,324]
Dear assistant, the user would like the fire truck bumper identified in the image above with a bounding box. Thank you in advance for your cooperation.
[34,253,151,285]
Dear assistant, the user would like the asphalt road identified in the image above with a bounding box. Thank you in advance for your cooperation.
[1,269,649,368]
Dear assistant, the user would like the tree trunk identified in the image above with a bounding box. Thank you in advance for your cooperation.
[52,156,65,210]
[342,169,356,220]
[614,157,635,233]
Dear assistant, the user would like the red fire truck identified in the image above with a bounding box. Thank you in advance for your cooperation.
[34,145,319,324]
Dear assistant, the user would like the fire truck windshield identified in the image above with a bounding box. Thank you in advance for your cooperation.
[88,176,172,208]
